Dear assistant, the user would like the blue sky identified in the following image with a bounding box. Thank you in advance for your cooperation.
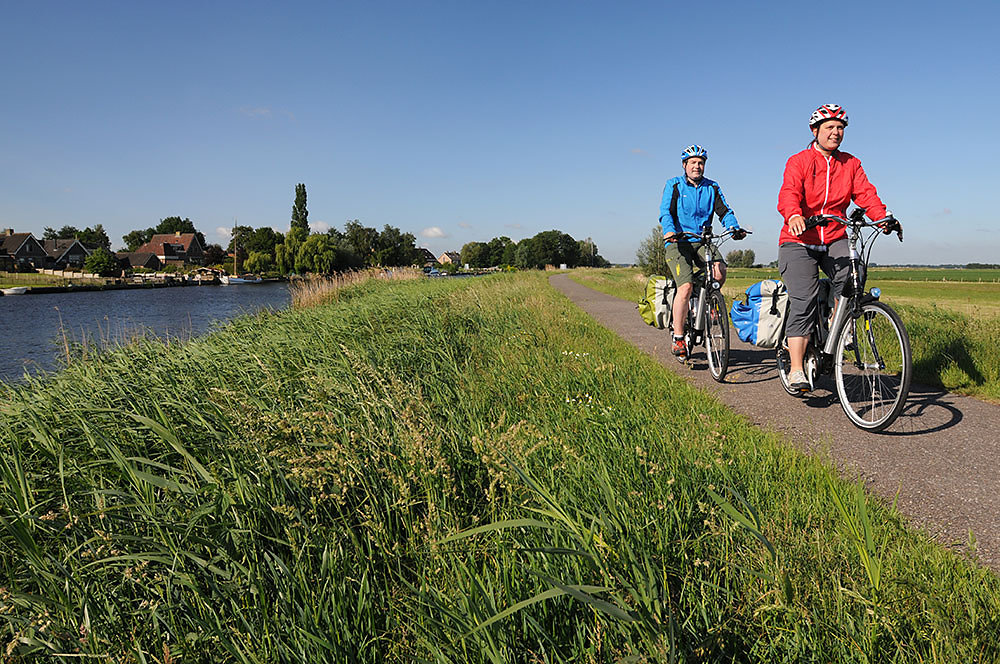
[1,0,997,264]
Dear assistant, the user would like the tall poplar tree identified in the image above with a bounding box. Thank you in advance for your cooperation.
[290,183,309,235]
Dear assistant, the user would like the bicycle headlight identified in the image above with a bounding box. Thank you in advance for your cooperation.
[712,281,721,290]
[870,287,881,299]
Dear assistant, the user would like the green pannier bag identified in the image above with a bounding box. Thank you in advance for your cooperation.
[637,275,676,329]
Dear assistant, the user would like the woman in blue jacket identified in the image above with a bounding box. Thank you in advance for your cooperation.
[659,145,745,359]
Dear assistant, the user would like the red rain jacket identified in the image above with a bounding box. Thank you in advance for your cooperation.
[777,144,887,246]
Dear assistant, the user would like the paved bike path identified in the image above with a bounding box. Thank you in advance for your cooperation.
[550,274,1000,572]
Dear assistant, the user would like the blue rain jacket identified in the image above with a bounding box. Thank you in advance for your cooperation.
[659,176,740,240]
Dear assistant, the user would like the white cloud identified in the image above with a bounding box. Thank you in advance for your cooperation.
[239,106,272,118]
[457,221,473,229]
[309,220,331,233]
[215,226,232,240]
[421,226,447,238]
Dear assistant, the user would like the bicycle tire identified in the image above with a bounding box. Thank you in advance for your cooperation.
[775,345,799,395]
[705,290,729,381]
[833,300,912,431]
[776,342,819,395]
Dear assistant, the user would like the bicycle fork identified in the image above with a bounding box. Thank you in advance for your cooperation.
[820,248,886,371]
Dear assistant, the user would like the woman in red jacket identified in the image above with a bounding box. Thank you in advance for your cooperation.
[777,104,898,393]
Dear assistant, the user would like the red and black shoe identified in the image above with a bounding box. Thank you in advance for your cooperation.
[671,336,687,360]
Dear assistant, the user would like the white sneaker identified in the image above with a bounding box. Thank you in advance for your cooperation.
[788,370,811,393]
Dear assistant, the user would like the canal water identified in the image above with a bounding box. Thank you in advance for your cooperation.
[0,282,291,384]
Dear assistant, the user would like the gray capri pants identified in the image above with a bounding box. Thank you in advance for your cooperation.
[777,238,849,338]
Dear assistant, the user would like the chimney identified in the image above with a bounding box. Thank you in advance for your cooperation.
[3,229,13,236]
[175,231,181,237]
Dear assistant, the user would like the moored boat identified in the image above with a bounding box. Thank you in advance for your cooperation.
[1,287,29,296]
[220,274,262,285]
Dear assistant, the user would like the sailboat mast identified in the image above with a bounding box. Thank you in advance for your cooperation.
[232,217,238,276]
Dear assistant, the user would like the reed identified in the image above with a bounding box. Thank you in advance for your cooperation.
[289,267,423,309]
[0,272,998,662]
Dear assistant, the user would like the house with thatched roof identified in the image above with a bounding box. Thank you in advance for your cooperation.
[133,232,206,266]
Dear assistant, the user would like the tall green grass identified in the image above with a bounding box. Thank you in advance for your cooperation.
[0,272,998,661]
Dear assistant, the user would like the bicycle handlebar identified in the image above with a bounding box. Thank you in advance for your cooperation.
[664,227,751,244]
[804,211,903,241]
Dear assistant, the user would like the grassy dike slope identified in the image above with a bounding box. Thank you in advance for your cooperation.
[1,273,998,662]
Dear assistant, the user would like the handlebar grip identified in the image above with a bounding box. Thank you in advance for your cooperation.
[882,217,903,241]
[803,216,829,230]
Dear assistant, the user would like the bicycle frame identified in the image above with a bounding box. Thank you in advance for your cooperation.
[814,211,899,361]
[777,208,903,388]
[669,227,740,336]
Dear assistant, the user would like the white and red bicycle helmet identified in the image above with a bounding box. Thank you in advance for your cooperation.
[809,104,849,128]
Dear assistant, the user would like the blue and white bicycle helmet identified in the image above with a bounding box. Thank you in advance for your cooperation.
[681,145,708,162]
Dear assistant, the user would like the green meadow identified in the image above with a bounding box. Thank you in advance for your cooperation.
[571,267,1000,402]
[0,271,75,289]
[1,272,999,662]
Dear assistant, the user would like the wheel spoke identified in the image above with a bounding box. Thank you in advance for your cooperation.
[834,302,911,431]
[706,291,729,381]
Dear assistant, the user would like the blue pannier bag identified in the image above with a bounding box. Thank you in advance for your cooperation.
[730,279,788,348]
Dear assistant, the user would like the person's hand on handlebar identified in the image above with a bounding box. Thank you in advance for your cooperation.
[732,228,747,241]
[663,231,677,243]
[879,214,903,240]
[787,214,807,236]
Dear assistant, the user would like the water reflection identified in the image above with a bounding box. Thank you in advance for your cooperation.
[0,282,290,383]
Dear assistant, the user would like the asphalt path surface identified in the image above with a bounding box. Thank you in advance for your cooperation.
[550,274,1000,572]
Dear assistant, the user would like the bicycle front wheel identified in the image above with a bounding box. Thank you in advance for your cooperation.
[705,290,730,381]
[834,300,912,431]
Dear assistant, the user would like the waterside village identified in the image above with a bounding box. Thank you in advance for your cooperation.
[1,227,468,295]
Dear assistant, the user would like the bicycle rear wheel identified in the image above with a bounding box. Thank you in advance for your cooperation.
[834,300,912,431]
[704,290,729,381]
[776,341,819,395]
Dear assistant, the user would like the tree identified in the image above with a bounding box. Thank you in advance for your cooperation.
[635,226,668,276]
[203,243,227,266]
[290,183,309,235]
[243,251,273,274]
[501,241,517,266]
[43,225,79,240]
[486,236,514,267]
[227,224,254,267]
[295,234,337,274]
[80,225,111,250]
[373,225,419,266]
[524,230,581,268]
[344,220,378,266]
[514,241,538,269]
[576,237,610,267]
[275,226,308,275]
[84,247,119,277]
[122,229,154,252]
[245,227,281,256]
[725,249,756,268]
[461,241,488,268]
